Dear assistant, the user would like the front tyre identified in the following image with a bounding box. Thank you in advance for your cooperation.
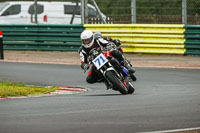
[105,71,128,95]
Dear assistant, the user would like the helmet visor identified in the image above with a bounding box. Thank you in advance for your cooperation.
[82,36,93,45]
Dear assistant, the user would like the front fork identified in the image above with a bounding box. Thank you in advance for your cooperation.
[98,62,121,80]
[100,62,128,88]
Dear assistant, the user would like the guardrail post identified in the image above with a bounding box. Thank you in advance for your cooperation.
[34,0,38,24]
[81,0,85,24]
[131,0,136,24]
[182,0,187,24]
[0,31,3,60]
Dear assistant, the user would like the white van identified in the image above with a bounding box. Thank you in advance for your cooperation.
[0,1,105,24]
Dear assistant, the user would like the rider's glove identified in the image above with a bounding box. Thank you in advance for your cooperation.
[84,64,89,70]
[113,39,121,47]
[81,63,89,70]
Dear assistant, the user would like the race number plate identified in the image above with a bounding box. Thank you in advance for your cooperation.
[92,53,108,70]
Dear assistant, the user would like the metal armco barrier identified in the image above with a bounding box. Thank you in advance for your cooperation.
[85,24,186,54]
[0,24,200,55]
[0,31,3,59]
[0,24,84,51]
[185,25,200,55]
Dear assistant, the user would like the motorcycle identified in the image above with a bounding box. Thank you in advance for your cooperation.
[84,44,135,95]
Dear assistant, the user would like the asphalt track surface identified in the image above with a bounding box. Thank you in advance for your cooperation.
[0,62,200,133]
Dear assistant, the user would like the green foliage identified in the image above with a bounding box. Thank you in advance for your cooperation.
[96,0,131,16]
[137,0,182,15]
[1,0,199,16]
[187,0,200,15]
[95,0,200,16]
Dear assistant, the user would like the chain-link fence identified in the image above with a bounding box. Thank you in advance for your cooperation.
[0,0,200,24]
[94,0,200,24]
[187,0,200,24]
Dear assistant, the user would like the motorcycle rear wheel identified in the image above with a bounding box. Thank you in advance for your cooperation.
[105,71,128,95]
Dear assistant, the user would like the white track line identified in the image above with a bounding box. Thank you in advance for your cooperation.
[140,127,200,133]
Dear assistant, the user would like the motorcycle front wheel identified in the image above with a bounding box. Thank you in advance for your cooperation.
[105,71,128,95]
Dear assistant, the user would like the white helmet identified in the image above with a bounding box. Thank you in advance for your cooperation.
[80,30,94,48]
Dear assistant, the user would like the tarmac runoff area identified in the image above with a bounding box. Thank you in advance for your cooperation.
[2,51,200,69]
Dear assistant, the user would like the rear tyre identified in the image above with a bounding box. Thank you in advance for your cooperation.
[105,71,128,95]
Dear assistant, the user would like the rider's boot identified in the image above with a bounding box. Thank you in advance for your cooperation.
[121,59,137,81]
[126,64,135,74]
[130,73,137,81]
[121,59,135,74]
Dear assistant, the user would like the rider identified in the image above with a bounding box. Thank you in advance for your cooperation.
[78,30,136,88]
[93,32,136,73]
[93,32,136,80]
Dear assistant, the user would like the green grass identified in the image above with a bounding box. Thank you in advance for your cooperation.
[0,81,59,97]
